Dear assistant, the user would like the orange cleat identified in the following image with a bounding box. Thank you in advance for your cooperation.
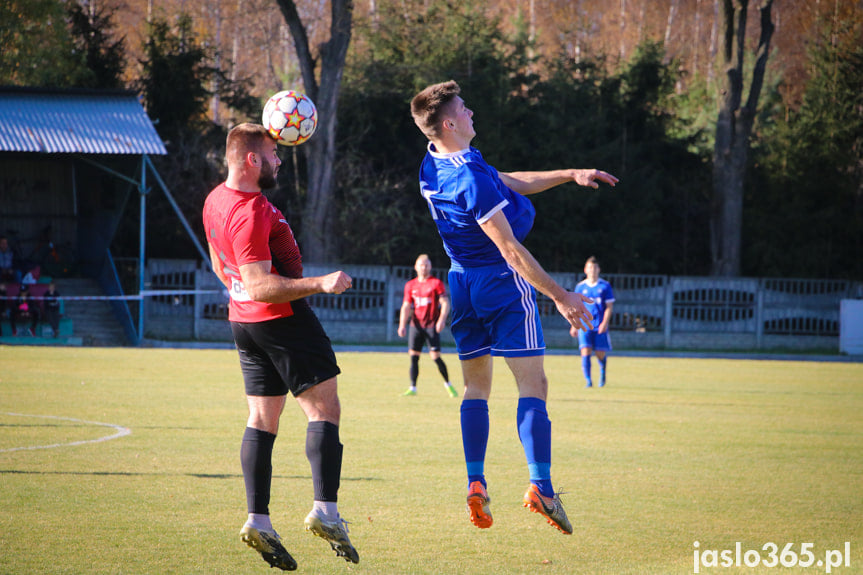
[523,484,572,534]
[466,480,493,529]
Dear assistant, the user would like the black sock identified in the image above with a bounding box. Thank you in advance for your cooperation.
[409,355,419,385]
[434,357,449,382]
[306,421,342,502]
[240,427,276,514]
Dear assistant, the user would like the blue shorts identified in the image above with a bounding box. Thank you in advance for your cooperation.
[577,328,612,352]
[448,263,545,360]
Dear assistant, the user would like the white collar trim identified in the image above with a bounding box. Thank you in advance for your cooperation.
[428,142,470,159]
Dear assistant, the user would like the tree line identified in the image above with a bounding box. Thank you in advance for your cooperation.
[1,0,860,279]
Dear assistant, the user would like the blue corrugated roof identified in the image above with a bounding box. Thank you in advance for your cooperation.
[0,88,167,155]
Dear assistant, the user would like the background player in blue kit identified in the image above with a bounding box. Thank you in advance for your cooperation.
[410,80,618,535]
[572,256,615,387]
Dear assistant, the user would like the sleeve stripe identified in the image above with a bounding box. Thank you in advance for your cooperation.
[476,199,509,225]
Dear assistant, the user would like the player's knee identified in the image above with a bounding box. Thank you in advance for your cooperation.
[308,399,341,425]
[247,411,281,435]
[298,379,341,424]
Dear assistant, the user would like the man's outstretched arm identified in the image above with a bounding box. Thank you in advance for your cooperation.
[499,169,618,196]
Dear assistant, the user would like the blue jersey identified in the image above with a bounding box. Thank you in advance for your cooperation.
[574,278,615,330]
[418,144,535,268]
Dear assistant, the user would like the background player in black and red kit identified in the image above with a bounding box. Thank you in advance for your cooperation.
[202,123,358,570]
[397,254,457,398]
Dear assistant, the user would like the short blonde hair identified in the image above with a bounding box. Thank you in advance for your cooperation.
[410,80,461,140]
[225,123,271,167]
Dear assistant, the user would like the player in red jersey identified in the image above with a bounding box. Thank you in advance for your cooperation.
[202,123,358,570]
[397,254,457,397]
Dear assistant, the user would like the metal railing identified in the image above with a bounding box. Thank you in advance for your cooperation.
[145,259,862,346]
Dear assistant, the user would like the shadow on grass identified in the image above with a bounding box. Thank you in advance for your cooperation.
[0,422,101,427]
[0,468,383,482]
[0,422,203,431]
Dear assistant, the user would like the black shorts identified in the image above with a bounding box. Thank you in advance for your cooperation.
[408,323,441,353]
[230,303,340,397]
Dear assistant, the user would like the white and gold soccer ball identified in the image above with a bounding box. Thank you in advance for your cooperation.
[262,90,318,146]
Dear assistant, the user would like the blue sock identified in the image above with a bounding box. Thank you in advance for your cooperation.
[581,355,592,383]
[599,356,607,382]
[460,399,489,487]
[517,397,554,498]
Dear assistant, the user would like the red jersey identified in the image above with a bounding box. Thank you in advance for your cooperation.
[403,277,446,328]
[202,183,303,323]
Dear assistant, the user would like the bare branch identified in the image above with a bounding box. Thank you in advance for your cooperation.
[735,0,748,74]
[722,0,734,64]
[744,0,775,116]
[274,0,318,100]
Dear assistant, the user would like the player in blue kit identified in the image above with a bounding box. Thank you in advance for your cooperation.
[410,80,618,534]
[572,256,615,387]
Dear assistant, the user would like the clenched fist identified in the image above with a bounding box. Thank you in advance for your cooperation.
[321,271,352,294]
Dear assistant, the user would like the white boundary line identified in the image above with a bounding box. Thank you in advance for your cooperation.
[0,412,132,453]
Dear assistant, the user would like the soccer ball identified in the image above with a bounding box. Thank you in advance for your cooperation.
[262,90,318,146]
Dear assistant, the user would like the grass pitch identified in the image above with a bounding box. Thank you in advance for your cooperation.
[0,347,860,574]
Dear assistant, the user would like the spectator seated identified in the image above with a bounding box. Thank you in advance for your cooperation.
[4,282,52,313]
[0,281,72,341]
